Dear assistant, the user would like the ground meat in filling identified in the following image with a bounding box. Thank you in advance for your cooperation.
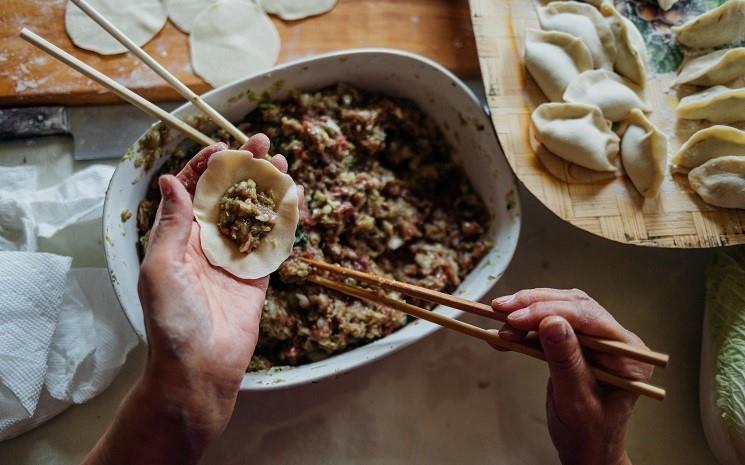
[136,83,492,371]
[217,179,277,254]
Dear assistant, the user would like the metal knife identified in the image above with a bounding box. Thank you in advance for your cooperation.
[0,102,181,160]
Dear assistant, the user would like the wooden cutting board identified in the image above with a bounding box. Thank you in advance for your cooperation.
[0,0,479,106]
[469,0,745,248]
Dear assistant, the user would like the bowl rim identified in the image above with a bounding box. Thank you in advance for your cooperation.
[103,47,522,390]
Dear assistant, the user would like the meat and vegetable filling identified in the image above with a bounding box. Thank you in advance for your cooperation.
[136,84,492,371]
[218,179,277,254]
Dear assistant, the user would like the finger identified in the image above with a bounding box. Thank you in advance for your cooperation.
[146,175,194,261]
[498,323,526,342]
[177,142,229,195]
[505,299,632,342]
[485,329,509,352]
[492,288,591,312]
[270,154,288,173]
[239,133,271,158]
[539,316,597,401]
[296,185,307,219]
[593,351,654,381]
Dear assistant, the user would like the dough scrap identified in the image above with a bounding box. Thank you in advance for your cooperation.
[165,0,218,33]
[65,0,167,55]
[193,150,299,279]
[190,0,280,87]
[260,0,337,21]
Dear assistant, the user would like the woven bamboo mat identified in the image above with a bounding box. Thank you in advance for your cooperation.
[468,0,745,248]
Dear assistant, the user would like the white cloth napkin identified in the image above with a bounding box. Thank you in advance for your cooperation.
[0,164,138,441]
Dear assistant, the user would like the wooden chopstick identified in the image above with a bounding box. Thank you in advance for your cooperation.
[69,0,249,145]
[20,28,215,147]
[308,274,666,401]
[300,257,669,368]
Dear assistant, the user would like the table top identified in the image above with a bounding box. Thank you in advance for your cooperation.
[0,0,479,106]
[0,124,717,463]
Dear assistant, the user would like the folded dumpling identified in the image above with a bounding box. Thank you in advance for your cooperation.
[672,0,745,49]
[541,0,607,6]
[531,102,620,172]
[537,1,617,70]
[676,86,745,124]
[674,48,745,87]
[688,156,745,209]
[658,0,679,10]
[563,69,649,121]
[524,29,594,102]
[671,126,745,172]
[620,109,667,198]
[601,4,647,86]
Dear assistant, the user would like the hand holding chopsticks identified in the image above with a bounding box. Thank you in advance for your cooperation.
[301,258,667,400]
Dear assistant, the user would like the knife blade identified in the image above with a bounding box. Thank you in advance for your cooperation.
[0,102,181,160]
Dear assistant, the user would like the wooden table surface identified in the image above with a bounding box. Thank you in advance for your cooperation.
[0,0,479,106]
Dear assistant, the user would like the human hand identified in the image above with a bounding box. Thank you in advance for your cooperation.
[491,289,653,465]
[137,134,292,444]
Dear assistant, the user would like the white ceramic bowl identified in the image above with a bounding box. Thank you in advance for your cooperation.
[103,49,521,390]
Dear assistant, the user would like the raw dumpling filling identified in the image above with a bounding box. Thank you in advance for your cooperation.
[217,179,278,254]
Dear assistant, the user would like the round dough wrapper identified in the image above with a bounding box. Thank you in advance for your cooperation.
[165,0,218,33]
[193,150,299,279]
[260,0,337,21]
[190,0,280,87]
[65,0,167,55]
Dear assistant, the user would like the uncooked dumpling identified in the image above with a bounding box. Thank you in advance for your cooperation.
[671,126,745,172]
[672,0,745,49]
[524,29,594,102]
[537,1,617,70]
[688,156,745,210]
[531,102,620,172]
[620,109,667,198]
[541,0,608,6]
[535,143,621,184]
[676,86,745,124]
[674,48,745,87]
[563,69,649,122]
[193,150,299,279]
[190,0,280,87]
[260,0,337,21]
[165,0,218,33]
[601,4,647,86]
[65,0,167,55]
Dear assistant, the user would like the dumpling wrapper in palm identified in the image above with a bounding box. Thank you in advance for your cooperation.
[193,150,299,280]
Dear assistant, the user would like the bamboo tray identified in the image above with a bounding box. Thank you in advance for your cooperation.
[469,0,745,248]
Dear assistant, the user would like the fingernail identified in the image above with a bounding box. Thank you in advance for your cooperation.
[542,317,569,345]
[508,308,529,321]
[158,176,171,198]
[495,294,514,305]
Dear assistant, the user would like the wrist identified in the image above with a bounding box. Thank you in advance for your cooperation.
[138,368,236,446]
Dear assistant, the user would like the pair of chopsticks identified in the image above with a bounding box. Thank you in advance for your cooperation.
[301,258,668,401]
[20,0,247,148]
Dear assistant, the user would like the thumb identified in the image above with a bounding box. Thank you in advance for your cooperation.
[539,316,596,400]
[148,175,194,259]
